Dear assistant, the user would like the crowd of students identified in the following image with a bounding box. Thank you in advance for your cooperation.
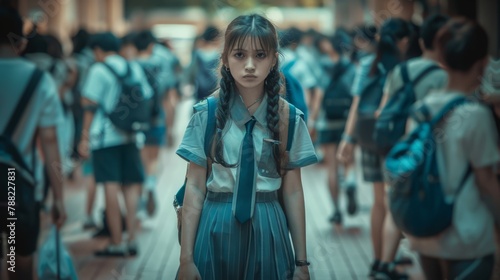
[1,4,500,280]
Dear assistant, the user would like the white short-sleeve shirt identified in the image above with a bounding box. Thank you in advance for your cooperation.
[384,57,448,101]
[82,54,153,150]
[177,94,318,192]
[0,58,64,201]
[407,91,500,259]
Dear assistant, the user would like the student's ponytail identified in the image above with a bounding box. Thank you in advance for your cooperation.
[264,66,283,173]
[213,65,237,167]
[370,18,413,75]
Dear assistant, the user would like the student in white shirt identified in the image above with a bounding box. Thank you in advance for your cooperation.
[408,18,500,280]
[176,14,317,280]
[374,14,450,279]
[0,8,66,280]
[78,32,152,257]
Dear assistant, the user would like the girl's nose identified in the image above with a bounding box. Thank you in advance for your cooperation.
[245,58,255,71]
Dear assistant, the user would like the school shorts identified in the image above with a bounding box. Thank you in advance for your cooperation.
[1,202,41,256]
[318,128,343,145]
[91,143,145,185]
[361,148,385,183]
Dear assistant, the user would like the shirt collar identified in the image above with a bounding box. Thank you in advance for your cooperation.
[230,92,268,127]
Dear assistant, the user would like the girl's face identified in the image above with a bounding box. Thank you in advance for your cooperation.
[226,36,276,92]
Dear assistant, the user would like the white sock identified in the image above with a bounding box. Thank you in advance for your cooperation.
[145,175,157,192]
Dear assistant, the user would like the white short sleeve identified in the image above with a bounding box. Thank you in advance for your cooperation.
[460,104,500,168]
[38,73,64,128]
[176,109,209,168]
[82,64,110,104]
[287,112,318,169]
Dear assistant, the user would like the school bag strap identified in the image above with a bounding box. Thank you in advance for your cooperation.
[4,69,44,137]
[286,103,296,152]
[102,62,131,81]
[204,96,217,157]
[400,62,410,85]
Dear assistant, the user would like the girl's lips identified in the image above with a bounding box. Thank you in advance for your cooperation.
[243,75,257,78]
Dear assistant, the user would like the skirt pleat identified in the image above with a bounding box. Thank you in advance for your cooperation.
[191,191,295,280]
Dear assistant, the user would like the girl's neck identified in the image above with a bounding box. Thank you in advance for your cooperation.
[446,71,478,95]
[235,83,265,110]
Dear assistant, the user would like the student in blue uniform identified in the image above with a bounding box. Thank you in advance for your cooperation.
[176,14,317,280]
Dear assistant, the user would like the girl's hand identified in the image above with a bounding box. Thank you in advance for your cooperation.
[178,262,201,280]
[293,265,310,280]
[337,140,354,164]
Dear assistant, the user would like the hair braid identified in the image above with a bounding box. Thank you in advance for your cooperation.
[213,66,237,167]
[265,67,283,174]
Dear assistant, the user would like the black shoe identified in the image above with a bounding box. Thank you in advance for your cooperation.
[95,244,128,257]
[374,263,409,280]
[346,187,358,216]
[369,260,381,278]
[127,241,139,256]
[329,212,343,225]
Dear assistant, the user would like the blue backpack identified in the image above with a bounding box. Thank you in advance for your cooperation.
[374,62,440,153]
[385,97,472,237]
[282,60,308,122]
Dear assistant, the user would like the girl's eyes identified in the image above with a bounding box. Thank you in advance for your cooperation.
[233,52,267,59]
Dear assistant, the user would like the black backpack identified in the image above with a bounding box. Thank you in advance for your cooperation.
[0,69,43,214]
[194,52,219,101]
[373,62,440,152]
[322,60,356,120]
[353,66,387,152]
[139,63,163,121]
[103,63,152,133]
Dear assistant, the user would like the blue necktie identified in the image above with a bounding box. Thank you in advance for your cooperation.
[234,118,257,223]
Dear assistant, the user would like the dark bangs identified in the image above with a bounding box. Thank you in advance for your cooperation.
[223,14,278,57]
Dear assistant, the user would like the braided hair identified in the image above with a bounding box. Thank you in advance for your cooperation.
[211,14,285,173]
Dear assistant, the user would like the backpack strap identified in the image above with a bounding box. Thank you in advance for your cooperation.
[4,69,44,137]
[286,104,297,152]
[102,62,130,81]
[430,97,470,127]
[412,64,441,85]
[400,62,410,84]
[204,96,217,157]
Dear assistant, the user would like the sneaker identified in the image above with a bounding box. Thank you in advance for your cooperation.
[346,187,358,216]
[95,244,128,257]
[374,263,409,280]
[127,240,139,256]
[146,190,156,217]
[329,212,343,225]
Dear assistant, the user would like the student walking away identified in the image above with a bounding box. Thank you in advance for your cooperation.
[78,32,153,257]
[191,26,221,102]
[176,14,317,280]
[133,30,169,217]
[0,7,66,280]
[389,18,500,280]
[371,14,450,280]
[337,18,413,277]
[479,57,500,280]
[315,31,358,226]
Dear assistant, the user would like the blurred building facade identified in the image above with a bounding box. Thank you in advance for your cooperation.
[1,0,499,57]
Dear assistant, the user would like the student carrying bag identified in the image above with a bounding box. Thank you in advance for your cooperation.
[385,97,472,237]
[102,63,152,133]
[0,69,43,216]
[173,95,300,244]
[373,62,440,153]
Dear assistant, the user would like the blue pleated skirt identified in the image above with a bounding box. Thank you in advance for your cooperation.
[188,191,295,280]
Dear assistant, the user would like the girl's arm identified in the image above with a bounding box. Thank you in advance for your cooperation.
[179,162,207,265]
[282,168,308,262]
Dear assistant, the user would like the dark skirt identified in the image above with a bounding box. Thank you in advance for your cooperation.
[191,191,295,280]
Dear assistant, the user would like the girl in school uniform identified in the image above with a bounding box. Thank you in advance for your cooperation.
[176,14,317,280]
